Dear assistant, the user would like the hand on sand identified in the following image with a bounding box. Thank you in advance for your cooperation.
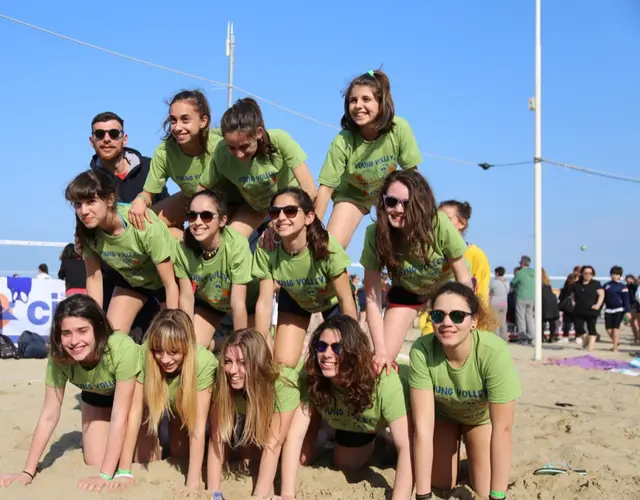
[77,475,109,492]
[0,472,33,487]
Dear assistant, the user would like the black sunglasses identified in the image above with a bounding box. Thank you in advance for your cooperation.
[314,340,343,355]
[383,195,409,210]
[429,309,473,324]
[268,205,301,219]
[93,128,123,140]
[186,210,218,224]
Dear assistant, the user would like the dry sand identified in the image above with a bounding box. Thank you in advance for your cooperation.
[1,327,639,500]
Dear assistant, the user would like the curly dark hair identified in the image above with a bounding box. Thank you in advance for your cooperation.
[374,169,438,278]
[304,315,376,415]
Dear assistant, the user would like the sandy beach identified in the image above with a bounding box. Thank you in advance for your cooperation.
[1,327,639,500]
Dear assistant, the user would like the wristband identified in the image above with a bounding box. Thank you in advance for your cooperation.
[415,494,432,500]
[212,492,225,500]
[490,491,506,499]
[114,469,133,479]
[21,470,35,480]
[136,193,150,207]
[99,472,113,481]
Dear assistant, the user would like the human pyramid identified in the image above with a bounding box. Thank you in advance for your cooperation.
[0,70,520,500]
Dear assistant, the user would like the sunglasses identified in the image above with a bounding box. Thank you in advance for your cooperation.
[314,340,343,356]
[186,210,218,223]
[429,309,473,324]
[93,128,123,140]
[268,205,301,219]
[383,195,409,210]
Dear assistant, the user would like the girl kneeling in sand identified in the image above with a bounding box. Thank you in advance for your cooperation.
[252,187,357,368]
[112,309,216,496]
[0,294,140,492]
[174,189,258,348]
[360,169,472,374]
[66,168,183,334]
[208,328,301,500]
[410,282,521,500]
[278,315,413,500]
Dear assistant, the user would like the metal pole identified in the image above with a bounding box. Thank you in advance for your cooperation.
[226,21,235,109]
[533,0,543,361]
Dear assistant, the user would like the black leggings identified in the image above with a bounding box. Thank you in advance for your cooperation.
[574,314,598,336]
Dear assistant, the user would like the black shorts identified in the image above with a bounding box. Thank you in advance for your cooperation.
[81,391,114,408]
[110,270,167,304]
[194,298,257,318]
[277,288,340,320]
[605,311,624,329]
[386,286,427,310]
[334,429,376,448]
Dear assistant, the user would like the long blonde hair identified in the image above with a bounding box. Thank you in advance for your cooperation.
[215,328,278,448]
[542,268,551,286]
[144,309,199,435]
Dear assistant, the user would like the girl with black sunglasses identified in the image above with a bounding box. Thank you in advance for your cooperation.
[173,189,258,348]
[410,282,520,500]
[314,69,422,249]
[279,315,413,500]
[360,169,472,375]
[252,187,357,368]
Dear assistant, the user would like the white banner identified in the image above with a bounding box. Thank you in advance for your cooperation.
[0,277,66,342]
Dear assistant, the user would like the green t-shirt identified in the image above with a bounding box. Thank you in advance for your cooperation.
[409,329,521,426]
[83,203,176,290]
[252,235,351,313]
[359,211,468,294]
[45,333,141,396]
[143,130,224,197]
[311,369,409,434]
[234,365,301,415]
[510,267,535,301]
[318,116,422,208]
[174,227,259,312]
[204,129,308,212]
[138,344,217,410]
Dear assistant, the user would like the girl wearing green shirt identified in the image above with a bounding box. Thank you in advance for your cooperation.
[252,187,357,368]
[360,169,472,375]
[410,282,521,500]
[207,328,301,500]
[112,309,217,496]
[127,89,238,235]
[66,169,183,334]
[174,189,258,348]
[0,294,140,492]
[201,98,317,239]
[279,315,413,500]
[314,69,423,249]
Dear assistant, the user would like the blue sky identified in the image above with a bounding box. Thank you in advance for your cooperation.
[1,0,639,279]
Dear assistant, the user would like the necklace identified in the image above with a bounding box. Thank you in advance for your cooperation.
[282,243,308,256]
[202,247,219,260]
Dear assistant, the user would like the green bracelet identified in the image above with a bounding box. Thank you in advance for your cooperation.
[490,491,506,499]
[99,472,113,481]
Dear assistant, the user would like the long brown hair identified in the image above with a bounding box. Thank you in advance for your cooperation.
[305,315,377,414]
[341,69,395,135]
[375,169,438,277]
[215,329,279,448]
[162,89,212,153]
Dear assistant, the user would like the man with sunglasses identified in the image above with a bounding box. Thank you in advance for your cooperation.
[88,111,169,341]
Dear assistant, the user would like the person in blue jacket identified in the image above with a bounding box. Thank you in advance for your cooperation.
[603,265,631,352]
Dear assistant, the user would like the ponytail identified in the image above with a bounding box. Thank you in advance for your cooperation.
[307,218,331,260]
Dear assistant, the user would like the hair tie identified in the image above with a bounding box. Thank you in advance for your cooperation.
[367,69,375,77]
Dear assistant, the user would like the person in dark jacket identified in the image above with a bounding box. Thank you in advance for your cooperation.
[88,111,169,339]
[558,272,579,338]
[541,269,560,342]
[603,265,631,352]
[57,243,86,295]
[625,274,640,345]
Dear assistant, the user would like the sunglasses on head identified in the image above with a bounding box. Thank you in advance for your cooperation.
[93,128,123,140]
[314,340,343,355]
[268,205,301,219]
[186,210,218,224]
[383,195,409,210]
[429,309,473,324]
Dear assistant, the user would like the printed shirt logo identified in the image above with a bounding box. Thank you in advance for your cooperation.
[349,155,397,198]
